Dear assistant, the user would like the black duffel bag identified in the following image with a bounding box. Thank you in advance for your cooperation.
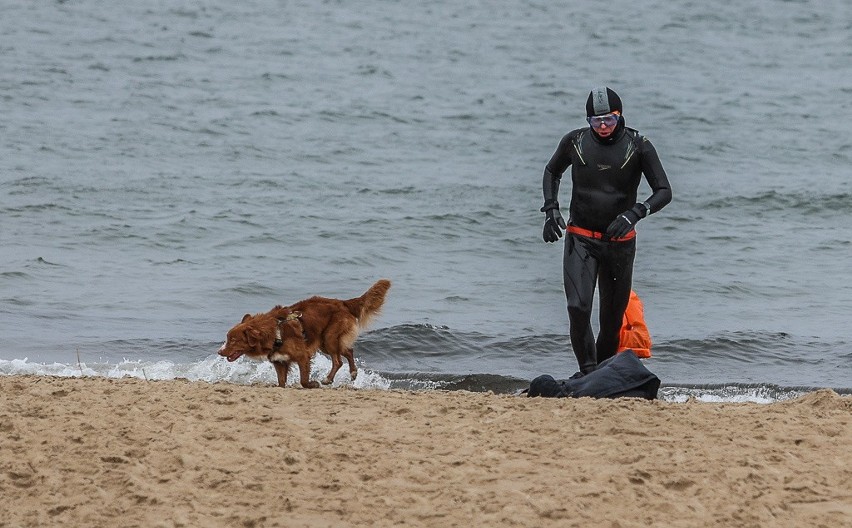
[527,350,660,400]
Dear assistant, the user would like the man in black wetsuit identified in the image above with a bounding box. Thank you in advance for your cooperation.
[541,87,672,375]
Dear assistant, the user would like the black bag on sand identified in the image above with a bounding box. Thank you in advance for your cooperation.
[527,350,661,400]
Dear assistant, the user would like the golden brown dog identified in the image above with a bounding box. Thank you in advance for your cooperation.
[218,279,390,388]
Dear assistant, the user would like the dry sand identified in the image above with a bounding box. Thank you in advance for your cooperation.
[0,375,849,528]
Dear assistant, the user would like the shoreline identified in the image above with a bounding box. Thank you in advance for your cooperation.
[1,375,850,527]
[3,359,849,402]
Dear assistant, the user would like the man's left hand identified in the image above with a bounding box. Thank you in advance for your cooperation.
[605,203,647,239]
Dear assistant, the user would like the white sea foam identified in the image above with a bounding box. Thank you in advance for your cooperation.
[658,386,806,404]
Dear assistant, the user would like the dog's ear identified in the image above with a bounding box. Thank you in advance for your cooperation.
[241,313,252,323]
[245,328,265,355]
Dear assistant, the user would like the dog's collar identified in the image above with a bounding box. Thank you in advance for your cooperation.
[272,311,304,352]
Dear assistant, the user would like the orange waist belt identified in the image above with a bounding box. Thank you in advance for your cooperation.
[567,225,636,242]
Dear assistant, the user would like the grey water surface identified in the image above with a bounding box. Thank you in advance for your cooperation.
[2,0,851,397]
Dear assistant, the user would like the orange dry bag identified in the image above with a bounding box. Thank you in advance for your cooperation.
[617,290,652,358]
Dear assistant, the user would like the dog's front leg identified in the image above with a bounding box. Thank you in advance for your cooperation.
[296,358,320,389]
[271,361,290,388]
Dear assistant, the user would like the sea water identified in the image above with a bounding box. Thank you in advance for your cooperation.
[2,0,851,401]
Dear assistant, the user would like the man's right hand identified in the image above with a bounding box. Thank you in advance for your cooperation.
[542,208,566,243]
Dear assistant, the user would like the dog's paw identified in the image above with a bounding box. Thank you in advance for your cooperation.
[321,376,334,385]
[349,370,358,381]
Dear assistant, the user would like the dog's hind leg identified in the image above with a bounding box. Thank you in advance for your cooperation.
[322,347,344,385]
[343,348,357,381]
[329,319,359,383]
[272,361,290,388]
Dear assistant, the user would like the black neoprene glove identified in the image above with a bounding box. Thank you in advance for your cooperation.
[605,203,649,239]
[541,201,566,243]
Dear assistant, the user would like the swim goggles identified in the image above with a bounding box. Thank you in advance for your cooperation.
[587,112,620,129]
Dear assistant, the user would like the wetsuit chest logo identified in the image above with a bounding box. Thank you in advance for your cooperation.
[597,163,611,171]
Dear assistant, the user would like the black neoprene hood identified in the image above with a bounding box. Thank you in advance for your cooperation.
[586,87,623,117]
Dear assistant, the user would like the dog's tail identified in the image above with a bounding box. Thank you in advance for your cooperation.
[344,279,391,329]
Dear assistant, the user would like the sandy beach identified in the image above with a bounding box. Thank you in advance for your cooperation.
[0,375,849,528]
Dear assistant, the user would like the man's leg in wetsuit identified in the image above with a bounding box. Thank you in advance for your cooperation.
[563,235,600,374]
[595,239,636,364]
